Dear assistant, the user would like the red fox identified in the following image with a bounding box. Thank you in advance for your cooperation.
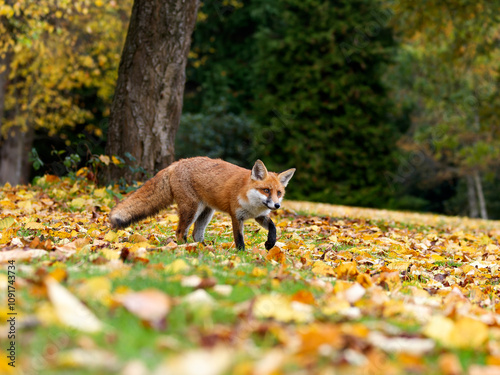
[109,157,295,251]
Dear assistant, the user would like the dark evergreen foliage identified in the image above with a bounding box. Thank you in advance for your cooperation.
[183,0,401,207]
[251,0,399,206]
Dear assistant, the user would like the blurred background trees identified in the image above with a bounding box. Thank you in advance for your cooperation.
[0,0,131,184]
[1,0,500,219]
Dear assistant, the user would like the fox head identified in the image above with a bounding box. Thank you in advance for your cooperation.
[249,160,295,210]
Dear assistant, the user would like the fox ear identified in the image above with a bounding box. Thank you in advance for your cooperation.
[251,160,268,181]
[278,168,295,187]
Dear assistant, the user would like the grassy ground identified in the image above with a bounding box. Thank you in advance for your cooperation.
[1,174,500,374]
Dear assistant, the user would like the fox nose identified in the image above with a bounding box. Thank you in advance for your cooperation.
[274,203,280,209]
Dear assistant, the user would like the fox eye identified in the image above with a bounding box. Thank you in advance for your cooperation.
[277,191,282,197]
[263,188,270,194]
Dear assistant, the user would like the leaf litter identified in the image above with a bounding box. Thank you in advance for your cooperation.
[1,176,500,374]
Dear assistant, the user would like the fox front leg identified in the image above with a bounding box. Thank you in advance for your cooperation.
[255,216,276,251]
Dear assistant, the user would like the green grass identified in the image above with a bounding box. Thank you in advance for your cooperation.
[11,238,328,374]
[3,180,498,374]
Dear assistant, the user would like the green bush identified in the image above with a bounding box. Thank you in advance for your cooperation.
[251,0,400,207]
[176,103,254,166]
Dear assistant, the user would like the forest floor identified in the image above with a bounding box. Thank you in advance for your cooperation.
[1,174,500,375]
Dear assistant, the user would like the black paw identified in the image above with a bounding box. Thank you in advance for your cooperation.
[265,240,275,251]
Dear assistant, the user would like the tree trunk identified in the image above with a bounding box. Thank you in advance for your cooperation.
[0,53,35,185]
[466,174,478,218]
[105,0,199,183]
[0,52,9,123]
[0,125,34,185]
[473,170,488,220]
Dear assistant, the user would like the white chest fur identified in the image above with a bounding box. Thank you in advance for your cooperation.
[236,189,271,221]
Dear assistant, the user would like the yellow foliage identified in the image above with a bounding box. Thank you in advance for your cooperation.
[0,0,132,136]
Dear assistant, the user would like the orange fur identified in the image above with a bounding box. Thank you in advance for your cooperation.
[109,157,295,251]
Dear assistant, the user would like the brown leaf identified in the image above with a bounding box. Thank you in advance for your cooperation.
[335,262,359,279]
[297,323,343,356]
[0,249,48,263]
[128,233,148,243]
[115,289,171,330]
[266,247,286,264]
[291,290,315,305]
[311,261,335,276]
[438,353,463,375]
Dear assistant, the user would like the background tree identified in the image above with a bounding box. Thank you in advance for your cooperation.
[105,0,199,183]
[0,0,131,185]
[387,0,500,218]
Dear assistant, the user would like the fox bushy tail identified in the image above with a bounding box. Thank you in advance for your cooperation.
[109,168,173,229]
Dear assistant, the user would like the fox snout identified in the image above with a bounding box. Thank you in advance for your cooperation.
[265,199,281,210]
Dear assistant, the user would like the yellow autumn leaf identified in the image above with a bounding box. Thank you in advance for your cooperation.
[104,231,119,242]
[128,242,151,252]
[25,221,44,230]
[160,214,179,224]
[17,200,32,211]
[128,233,148,243]
[94,187,107,198]
[251,267,268,277]
[77,276,113,306]
[0,217,16,230]
[423,315,488,350]
[102,249,120,260]
[386,261,410,272]
[0,200,16,209]
[111,155,121,165]
[335,262,359,279]
[254,294,313,323]
[0,5,14,18]
[0,229,16,245]
[45,276,103,333]
[99,155,110,165]
[448,317,489,349]
[165,259,190,274]
[311,261,335,276]
[430,254,446,262]
[70,198,86,209]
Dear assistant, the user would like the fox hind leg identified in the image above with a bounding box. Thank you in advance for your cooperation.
[193,207,215,243]
[231,217,245,251]
[176,202,205,244]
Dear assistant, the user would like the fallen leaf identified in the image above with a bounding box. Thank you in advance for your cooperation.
[368,331,435,355]
[165,259,190,274]
[57,349,119,371]
[25,221,44,230]
[45,276,103,333]
[424,315,488,349]
[266,247,286,264]
[311,261,335,276]
[153,346,233,375]
[253,294,313,323]
[115,289,171,330]
[438,353,463,375]
[297,323,343,356]
[183,289,216,307]
[0,249,48,263]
